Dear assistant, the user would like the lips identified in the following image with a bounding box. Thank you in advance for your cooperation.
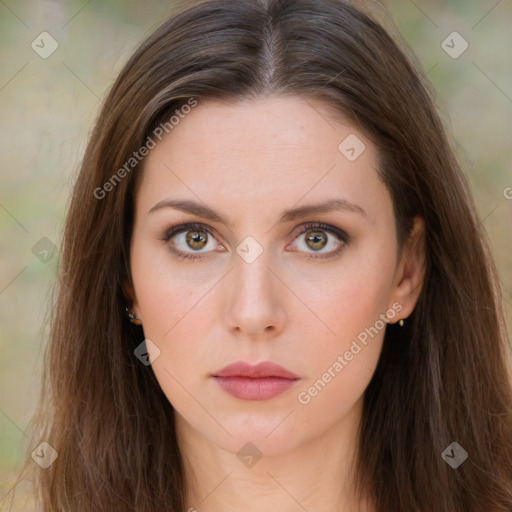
[211,361,301,401]
[212,361,300,379]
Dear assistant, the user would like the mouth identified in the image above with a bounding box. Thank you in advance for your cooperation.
[211,360,301,401]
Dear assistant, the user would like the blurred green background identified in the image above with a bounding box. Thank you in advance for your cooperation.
[1,0,511,508]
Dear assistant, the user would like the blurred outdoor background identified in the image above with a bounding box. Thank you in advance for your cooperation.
[1,0,511,508]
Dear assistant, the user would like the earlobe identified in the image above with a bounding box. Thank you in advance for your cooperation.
[390,215,426,321]
[125,306,142,325]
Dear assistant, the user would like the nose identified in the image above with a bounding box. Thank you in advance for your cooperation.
[222,247,287,340]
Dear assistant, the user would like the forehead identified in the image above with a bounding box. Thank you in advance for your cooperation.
[137,95,391,229]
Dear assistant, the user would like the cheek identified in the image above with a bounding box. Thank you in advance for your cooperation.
[130,240,224,394]
[295,338,382,431]
[293,276,389,420]
[290,244,396,346]
[290,248,395,409]
[133,271,213,411]
[131,238,217,339]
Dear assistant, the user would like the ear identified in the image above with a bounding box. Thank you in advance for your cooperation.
[122,278,141,318]
[388,215,426,322]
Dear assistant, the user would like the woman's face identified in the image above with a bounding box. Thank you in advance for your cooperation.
[128,95,424,456]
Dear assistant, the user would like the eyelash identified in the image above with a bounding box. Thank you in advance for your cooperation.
[160,222,350,261]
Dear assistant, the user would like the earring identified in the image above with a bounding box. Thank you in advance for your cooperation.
[398,318,405,327]
[125,306,142,325]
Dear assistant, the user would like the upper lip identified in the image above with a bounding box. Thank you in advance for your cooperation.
[212,361,300,379]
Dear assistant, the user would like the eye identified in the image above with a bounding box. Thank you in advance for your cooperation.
[290,222,349,259]
[160,221,349,261]
[161,222,221,260]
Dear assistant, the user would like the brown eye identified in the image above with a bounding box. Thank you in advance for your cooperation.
[291,222,349,259]
[185,229,208,250]
[162,223,219,259]
[304,230,328,251]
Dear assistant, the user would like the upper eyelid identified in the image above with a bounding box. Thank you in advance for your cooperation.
[164,222,220,241]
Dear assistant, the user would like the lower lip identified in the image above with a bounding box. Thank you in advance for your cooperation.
[213,376,299,401]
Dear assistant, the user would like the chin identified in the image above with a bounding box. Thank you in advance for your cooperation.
[208,413,307,458]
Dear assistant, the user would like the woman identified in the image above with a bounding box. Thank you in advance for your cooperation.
[16,0,512,510]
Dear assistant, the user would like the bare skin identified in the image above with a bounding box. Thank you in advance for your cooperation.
[127,95,425,511]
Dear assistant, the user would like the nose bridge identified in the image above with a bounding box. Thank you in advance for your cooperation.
[223,235,286,336]
[232,237,276,301]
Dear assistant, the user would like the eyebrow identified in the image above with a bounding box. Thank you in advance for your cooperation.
[148,197,367,226]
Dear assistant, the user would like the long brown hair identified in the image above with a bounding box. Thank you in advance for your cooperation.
[13,0,512,510]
